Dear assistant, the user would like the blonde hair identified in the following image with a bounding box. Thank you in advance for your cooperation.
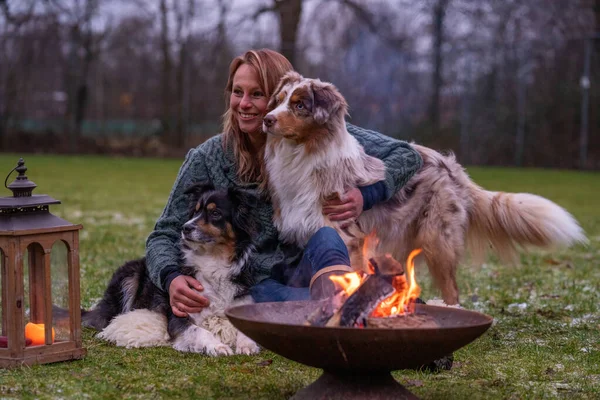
[222,49,294,183]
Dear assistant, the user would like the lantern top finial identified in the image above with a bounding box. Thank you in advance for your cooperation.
[4,158,37,198]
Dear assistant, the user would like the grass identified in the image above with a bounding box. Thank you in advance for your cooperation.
[0,153,599,399]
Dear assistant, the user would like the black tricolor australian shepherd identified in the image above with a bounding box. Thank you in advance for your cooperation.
[82,184,261,356]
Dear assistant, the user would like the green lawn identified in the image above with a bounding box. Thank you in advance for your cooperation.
[0,153,598,399]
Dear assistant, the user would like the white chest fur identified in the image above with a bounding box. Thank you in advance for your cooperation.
[181,250,244,321]
[265,134,380,247]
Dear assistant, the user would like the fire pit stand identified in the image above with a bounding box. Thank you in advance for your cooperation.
[226,301,493,400]
[291,371,417,400]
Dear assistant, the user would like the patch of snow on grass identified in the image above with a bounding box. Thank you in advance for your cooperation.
[508,302,528,312]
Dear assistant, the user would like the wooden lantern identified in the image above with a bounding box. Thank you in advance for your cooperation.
[0,158,86,367]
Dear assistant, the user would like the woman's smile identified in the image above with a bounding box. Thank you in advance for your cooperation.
[239,112,259,120]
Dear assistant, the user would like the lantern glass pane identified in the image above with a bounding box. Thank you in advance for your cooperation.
[51,241,70,342]
[24,243,51,346]
[22,248,30,327]
[24,242,60,346]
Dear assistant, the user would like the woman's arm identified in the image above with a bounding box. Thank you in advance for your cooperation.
[346,122,422,202]
[323,123,422,223]
[145,146,211,316]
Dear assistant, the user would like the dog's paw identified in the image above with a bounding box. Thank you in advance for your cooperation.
[235,332,260,355]
[205,342,234,357]
[172,337,232,356]
[235,339,260,355]
[172,325,233,355]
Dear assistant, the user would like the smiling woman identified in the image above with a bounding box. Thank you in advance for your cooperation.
[222,49,294,184]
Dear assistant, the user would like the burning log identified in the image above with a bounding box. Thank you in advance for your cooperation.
[326,274,395,327]
[368,254,404,276]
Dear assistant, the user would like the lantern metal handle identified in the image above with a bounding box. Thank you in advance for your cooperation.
[4,163,20,189]
[4,158,33,197]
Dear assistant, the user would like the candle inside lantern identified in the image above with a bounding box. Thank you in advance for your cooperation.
[25,322,55,345]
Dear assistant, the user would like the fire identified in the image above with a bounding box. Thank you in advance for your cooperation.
[372,248,422,316]
[329,271,363,296]
[329,246,423,317]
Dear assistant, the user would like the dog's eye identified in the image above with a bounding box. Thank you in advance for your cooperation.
[295,103,304,110]
[209,210,222,219]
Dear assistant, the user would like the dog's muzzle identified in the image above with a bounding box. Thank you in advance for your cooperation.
[262,114,279,135]
[181,223,214,244]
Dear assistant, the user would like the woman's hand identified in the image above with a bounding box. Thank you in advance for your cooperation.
[169,275,210,317]
[322,187,364,228]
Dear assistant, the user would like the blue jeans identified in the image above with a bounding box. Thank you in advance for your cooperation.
[250,227,350,302]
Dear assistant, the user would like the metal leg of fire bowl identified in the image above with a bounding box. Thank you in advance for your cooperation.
[290,371,419,400]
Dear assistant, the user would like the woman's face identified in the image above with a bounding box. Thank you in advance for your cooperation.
[230,64,269,136]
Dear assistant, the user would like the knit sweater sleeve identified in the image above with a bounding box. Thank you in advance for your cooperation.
[346,123,422,200]
[146,144,212,291]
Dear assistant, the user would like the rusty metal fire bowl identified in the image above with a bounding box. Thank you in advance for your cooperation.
[226,301,493,400]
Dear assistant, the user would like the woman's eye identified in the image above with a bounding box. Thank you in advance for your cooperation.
[295,103,304,110]
[253,91,264,97]
[233,89,242,96]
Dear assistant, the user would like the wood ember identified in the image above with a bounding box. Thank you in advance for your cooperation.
[366,313,440,329]
[325,274,395,327]
[368,254,404,276]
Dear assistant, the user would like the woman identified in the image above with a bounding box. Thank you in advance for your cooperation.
[146,48,423,318]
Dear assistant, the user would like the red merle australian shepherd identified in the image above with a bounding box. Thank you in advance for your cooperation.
[83,184,260,356]
[262,71,587,305]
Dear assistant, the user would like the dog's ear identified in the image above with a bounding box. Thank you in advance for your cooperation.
[184,182,214,199]
[267,71,303,111]
[266,93,278,113]
[310,80,348,125]
[184,182,214,217]
[228,187,260,237]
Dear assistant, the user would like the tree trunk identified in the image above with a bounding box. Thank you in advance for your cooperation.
[429,0,448,136]
[0,70,16,150]
[595,0,600,32]
[65,24,80,153]
[73,26,94,151]
[74,84,88,144]
[159,0,172,142]
[175,41,186,148]
[595,0,600,52]
[277,0,303,65]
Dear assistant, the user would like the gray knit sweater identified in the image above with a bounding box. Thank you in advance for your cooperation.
[146,123,423,291]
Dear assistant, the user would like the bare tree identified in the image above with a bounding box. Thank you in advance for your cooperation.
[250,0,406,67]
[172,0,196,148]
[429,0,449,137]
[41,0,109,152]
[249,0,303,65]
[0,0,38,147]
[159,0,173,142]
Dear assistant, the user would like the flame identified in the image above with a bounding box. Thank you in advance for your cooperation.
[372,248,422,316]
[363,231,379,274]
[328,244,423,317]
[329,271,363,296]
[328,232,381,296]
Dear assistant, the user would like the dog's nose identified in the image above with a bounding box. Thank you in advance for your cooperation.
[263,114,276,127]
[182,224,194,235]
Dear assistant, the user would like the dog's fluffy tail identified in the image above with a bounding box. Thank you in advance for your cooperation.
[466,184,587,263]
[82,258,147,331]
